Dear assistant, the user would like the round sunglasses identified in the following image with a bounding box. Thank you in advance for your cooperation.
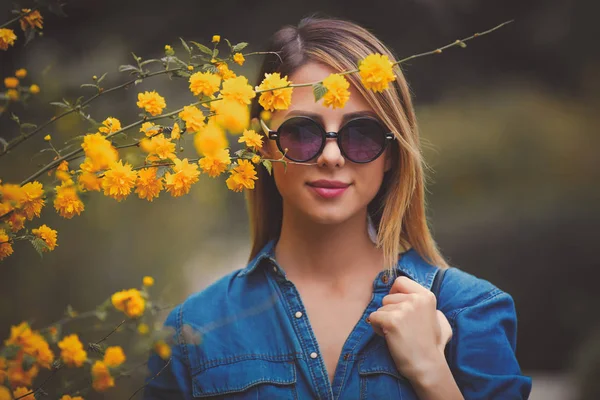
[260,115,395,164]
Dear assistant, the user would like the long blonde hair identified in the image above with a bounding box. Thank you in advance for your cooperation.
[247,15,449,273]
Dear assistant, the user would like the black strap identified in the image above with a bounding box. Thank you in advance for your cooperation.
[431,267,447,300]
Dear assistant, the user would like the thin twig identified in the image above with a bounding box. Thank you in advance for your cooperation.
[127,358,172,400]
[0,7,38,30]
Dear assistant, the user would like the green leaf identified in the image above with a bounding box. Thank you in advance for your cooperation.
[118,64,140,73]
[10,113,20,124]
[20,123,37,130]
[190,41,213,55]
[95,309,107,321]
[224,38,233,51]
[232,42,249,52]
[134,79,143,85]
[179,37,192,55]
[140,59,161,67]
[212,48,219,58]
[312,83,328,102]
[80,83,98,89]
[30,237,49,257]
[97,72,108,84]
[22,354,36,371]
[155,165,170,178]
[1,344,20,360]
[262,159,272,175]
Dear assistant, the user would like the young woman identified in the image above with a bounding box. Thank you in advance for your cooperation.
[143,16,532,400]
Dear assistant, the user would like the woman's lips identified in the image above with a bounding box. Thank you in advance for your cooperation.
[307,180,350,199]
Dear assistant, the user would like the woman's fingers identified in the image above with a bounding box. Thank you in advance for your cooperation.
[436,310,453,349]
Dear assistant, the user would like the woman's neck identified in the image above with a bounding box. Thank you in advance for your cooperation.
[274,207,385,289]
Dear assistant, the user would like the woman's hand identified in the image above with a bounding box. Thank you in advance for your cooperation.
[368,276,453,383]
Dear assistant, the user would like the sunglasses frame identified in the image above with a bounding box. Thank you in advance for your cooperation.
[260,115,395,164]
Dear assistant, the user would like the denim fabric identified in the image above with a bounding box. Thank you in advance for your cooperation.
[143,240,532,399]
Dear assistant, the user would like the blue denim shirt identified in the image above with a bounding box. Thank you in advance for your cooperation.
[143,240,532,399]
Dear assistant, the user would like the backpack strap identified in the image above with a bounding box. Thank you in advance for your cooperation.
[430,267,447,300]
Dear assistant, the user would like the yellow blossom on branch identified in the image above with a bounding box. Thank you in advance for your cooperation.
[199,149,231,177]
[15,68,27,78]
[154,340,171,360]
[140,122,160,137]
[170,122,181,140]
[0,28,17,50]
[238,129,263,150]
[57,334,87,367]
[0,229,13,261]
[178,105,205,133]
[255,72,293,112]
[211,98,249,134]
[53,181,85,219]
[358,53,396,93]
[322,73,350,109]
[226,159,258,192]
[135,168,163,202]
[29,84,40,94]
[189,71,221,97]
[140,134,176,161]
[137,323,150,335]
[251,155,261,164]
[164,158,200,197]
[215,62,236,80]
[221,76,256,106]
[111,288,145,318]
[7,89,19,101]
[4,77,19,88]
[31,224,58,252]
[81,132,118,171]
[103,346,126,368]
[20,181,45,220]
[19,9,44,31]
[91,361,114,392]
[194,121,227,157]
[101,160,138,202]
[212,35,220,43]
[233,52,245,66]
[12,387,34,400]
[143,276,154,286]
[98,117,122,134]
[60,395,84,400]
[136,90,166,116]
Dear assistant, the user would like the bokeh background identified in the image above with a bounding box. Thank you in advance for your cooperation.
[1,0,599,398]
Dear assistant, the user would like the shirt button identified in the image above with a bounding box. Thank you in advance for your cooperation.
[295,311,303,318]
[273,266,278,273]
[310,352,318,359]
[381,274,389,284]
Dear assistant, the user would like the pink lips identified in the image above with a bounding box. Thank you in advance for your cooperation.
[307,180,350,199]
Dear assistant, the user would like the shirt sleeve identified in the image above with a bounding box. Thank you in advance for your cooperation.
[142,304,193,400]
[446,289,532,399]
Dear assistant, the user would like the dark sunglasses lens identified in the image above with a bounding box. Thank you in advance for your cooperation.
[340,119,387,162]
[278,118,323,161]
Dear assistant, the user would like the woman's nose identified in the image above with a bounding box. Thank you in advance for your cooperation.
[317,137,345,168]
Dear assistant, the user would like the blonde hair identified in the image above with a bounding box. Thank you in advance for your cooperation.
[247,15,449,274]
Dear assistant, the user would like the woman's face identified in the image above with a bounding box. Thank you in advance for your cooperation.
[264,61,393,225]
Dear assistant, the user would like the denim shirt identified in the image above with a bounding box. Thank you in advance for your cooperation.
[143,240,532,399]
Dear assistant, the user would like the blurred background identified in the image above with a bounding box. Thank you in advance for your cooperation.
[1,0,598,398]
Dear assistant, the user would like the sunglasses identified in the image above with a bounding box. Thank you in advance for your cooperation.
[260,115,395,164]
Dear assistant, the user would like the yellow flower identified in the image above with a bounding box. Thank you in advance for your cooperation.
[170,122,181,140]
[164,44,173,52]
[251,154,261,164]
[15,68,27,78]
[0,229,13,261]
[137,90,166,116]
[7,89,19,101]
[321,73,350,109]
[4,77,19,88]
[143,276,154,286]
[226,159,258,192]
[238,129,263,150]
[91,361,114,392]
[178,105,205,133]
[358,53,396,93]
[187,65,193,71]
[19,9,43,31]
[101,160,138,202]
[57,334,87,367]
[12,387,33,400]
[135,168,163,202]
[259,109,271,121]
[164,158,200,197]
[255,72,293,112]
[60,395,84,400]
[5,322,55,370]
[221,76,256,106]
[81,132,118,171]
[140,122,160,137]
[0,386,10,400]
[78,159,102,192]
[199,149,231,178]
[31,224,58,252]
[154,340,171,360]
[99,117,122,134]
[0,28,17,50]
[29,84,40,94]
[5,355,39,387]
[212,35,220,43]
[233,52,245,66]
[211,98,249,134]
[137,323,150,335]
[44,134,51,141]
[189,71,221,97]
[54,181,84,219]
[216,62,236,79]
[20,181,45,220]
[194,121,227,157]
[140,134,176,161]
[111,289,146,318]
[103,346,126,368]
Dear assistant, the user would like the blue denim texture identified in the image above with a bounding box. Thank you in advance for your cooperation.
[143,239,532,399]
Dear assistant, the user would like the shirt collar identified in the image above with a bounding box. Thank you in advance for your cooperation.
[237,239,438,290]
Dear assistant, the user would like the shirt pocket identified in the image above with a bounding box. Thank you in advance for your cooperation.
[358,341,417,400]
[191,357,298,399]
